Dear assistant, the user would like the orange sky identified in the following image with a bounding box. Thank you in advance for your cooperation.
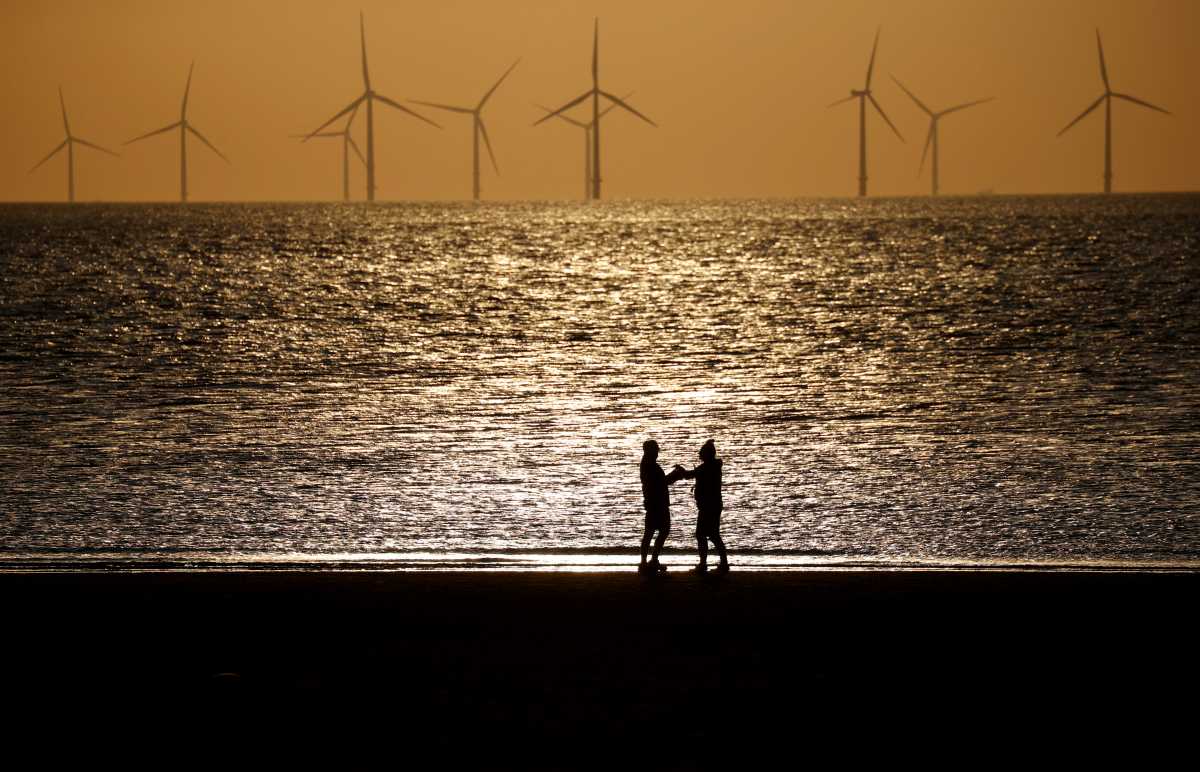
[2,0,1196,201]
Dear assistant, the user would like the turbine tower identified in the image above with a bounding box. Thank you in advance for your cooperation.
[30,87,119,203]
[533,19,656,201]
[1057,29,1170,194]
[828,29,904,197]
[411,60,520,201]
[536,96,626,201]
[125,63,229,203]
[892,77,993,196]
[305,12,440,202]
[294,103,366,201]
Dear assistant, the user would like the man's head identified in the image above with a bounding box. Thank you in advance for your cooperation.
[642,439,659,461]
[699,439,716,462]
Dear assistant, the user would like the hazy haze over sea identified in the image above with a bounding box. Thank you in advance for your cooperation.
[1,196,1198,569]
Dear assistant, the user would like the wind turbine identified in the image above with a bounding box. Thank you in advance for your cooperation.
[294,103,366,201]
[892,77,993,196]
[536,95,627,201]
[125,63,229,203]
[411,59,520,201]
[30,87,119,203]
[305,12,440,202]
[828,29,904,197]
[1057,29,1170,194]
[533,19,656,201]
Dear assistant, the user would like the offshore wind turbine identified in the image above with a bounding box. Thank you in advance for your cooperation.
[411,59,520,201]
[305,12,440,202]
[294,103,366,201]
[828,29,904,197]
[536,95,626,201]
[125,63,229,203]
[533,19,656,201]
[1057,29,1170,194]
[30,87,119,203]
[892,77,993,196]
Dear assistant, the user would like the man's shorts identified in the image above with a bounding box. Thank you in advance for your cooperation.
[644,509,670,532]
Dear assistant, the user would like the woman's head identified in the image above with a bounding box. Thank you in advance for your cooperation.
[699,439,716,461]
[643,439,660,461]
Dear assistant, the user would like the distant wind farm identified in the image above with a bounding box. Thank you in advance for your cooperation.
[14,10,1189,202]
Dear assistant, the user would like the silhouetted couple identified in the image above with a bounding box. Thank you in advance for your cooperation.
[639,438,729,575]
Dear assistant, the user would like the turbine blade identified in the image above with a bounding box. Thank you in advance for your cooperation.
[29,140,68,173]
[868,94,904,141]
[297,132,343,139]
[939,97,995,117]
[827,94,857,108]
[1111,92,1171,115]
[536,103,588,129]
[1096,29,1109,90]
[182,61,194,119]
[304,96,366,140]
[595,91,633,124]
[891,76,932,116]
[360,12,371,90]
[866,28,880,89]
[126,121,182,145]
[346,100,362,131]
[187,125,230,163]
[478,58,520,110]
[347,135,367,166]
[532,90,594,126]
[592,18,599,84]
[919,123,933,175]
[59,86,71,135]
[409,100,474,115]
[479,119,499,176]
[72,137,120,158]
[374,94,443,128]
[599,90,656,127]
[1056,94,1105,136]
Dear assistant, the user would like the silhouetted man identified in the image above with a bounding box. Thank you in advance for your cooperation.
[676,439,729,574]
[639,439,684,573]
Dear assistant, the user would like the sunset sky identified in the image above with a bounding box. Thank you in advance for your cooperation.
[3,0,1196,201]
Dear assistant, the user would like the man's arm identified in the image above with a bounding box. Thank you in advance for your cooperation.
[666,465,692,483]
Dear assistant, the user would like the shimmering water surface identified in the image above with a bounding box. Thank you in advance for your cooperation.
[2,197,1198,569]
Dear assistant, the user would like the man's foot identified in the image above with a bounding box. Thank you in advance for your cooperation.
[691,564,708,574]
[713,563,730,575]
[637,562,651,574]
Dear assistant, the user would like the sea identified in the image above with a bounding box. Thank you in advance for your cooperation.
[1,196,1198,571]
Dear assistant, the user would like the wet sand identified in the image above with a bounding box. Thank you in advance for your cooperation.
[4,568,1195,764]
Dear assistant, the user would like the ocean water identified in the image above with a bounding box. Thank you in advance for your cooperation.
[1,196,1198,570]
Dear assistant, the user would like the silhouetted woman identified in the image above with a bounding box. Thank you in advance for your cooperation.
[677,439,729,574]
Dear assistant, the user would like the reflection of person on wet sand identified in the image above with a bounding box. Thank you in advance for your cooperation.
[676,439,729,574]
[639,439,685,574]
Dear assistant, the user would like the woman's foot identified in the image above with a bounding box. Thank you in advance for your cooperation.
[691,564,708,574]
[713,563,730,575]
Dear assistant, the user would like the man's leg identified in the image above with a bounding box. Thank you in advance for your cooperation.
[696,534,708,569]
[712,533,728,568]
[651,526,669,563]
[640,526,652,565]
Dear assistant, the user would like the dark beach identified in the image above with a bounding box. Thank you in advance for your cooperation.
[4,568,1195,764]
